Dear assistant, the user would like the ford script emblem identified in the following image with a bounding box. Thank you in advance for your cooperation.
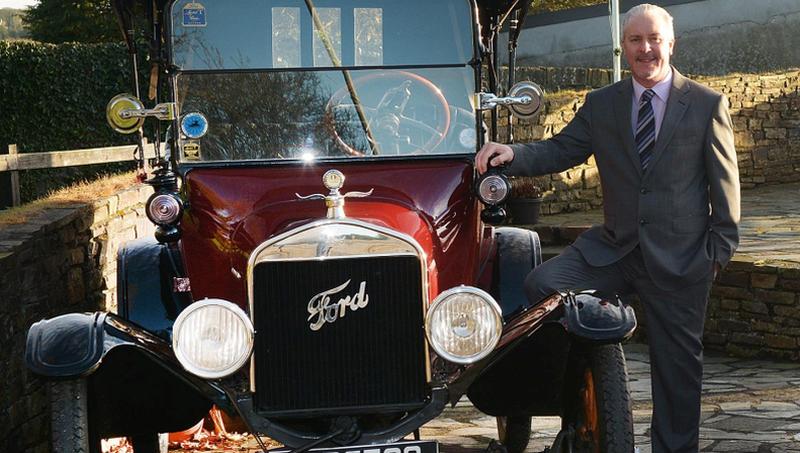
[307,279,369,331]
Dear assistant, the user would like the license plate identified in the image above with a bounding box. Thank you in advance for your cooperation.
[269,440,438,453]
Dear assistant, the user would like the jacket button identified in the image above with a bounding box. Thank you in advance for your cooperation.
[640,188,648,194]
[639,219,648,225]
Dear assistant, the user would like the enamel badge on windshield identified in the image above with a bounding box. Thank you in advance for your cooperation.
[180,112,209,139]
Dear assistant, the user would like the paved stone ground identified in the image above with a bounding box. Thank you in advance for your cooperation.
[176,343,800,453]
[734,183,800,265]
[423,343,800,453]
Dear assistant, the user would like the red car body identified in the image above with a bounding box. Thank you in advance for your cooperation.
[180,160,488,308]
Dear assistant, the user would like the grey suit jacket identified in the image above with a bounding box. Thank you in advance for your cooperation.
[507,69,740,291]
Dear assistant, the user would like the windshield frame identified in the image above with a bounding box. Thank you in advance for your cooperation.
[163,0,483,168]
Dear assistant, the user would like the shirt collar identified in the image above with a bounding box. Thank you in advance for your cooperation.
[633,67,673,103]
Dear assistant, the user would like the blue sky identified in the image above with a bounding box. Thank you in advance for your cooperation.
[0,0,36,8]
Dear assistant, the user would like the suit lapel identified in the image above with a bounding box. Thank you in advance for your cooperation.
[643,69,691,176]
[612,78,642,177]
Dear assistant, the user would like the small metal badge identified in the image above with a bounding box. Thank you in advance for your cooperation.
[183,141,200,159]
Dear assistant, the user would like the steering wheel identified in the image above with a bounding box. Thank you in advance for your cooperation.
[325,71,451,156]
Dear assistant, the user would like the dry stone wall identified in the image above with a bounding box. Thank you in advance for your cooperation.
[705,258,800,361]
[706,72,800,188]
[504,68,800,214]
[623,257,800,362]
[0,184,152,453]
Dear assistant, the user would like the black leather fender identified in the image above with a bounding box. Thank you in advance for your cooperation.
[25,312,228,436]
[463,291,637,416]
[117,237,192,340]
[562,290,637,343]
[25,312,107,378]
[25,311,228,406]
[493,227,542,319]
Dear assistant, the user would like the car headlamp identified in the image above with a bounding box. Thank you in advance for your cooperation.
[146,193,183,225]
[425,286,503,364]
[173,299,254,379]
[476,173,510,205]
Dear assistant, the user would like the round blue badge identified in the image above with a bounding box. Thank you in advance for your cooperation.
[180,112,209,139]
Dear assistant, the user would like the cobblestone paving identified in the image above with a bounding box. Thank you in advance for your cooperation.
[185,345,800,453]
[421,343,800,453]
[735,183,800,265]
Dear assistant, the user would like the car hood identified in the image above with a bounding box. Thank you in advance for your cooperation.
[179,159,485,309]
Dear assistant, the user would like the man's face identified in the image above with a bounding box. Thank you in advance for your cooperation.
[622,12,674,88]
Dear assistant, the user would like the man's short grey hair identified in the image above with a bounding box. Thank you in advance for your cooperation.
[622,3,675,40]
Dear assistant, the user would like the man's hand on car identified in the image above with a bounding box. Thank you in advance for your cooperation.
[475,142,514,174]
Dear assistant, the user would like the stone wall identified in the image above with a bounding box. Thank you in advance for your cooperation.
[0,184,153,453]
[705,73,800,188]
[705,257,800,361]
[625,257,800,362]
[504,68,800,214]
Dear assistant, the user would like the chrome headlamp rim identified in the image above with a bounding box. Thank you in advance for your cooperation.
[146,192,183,226]
[172,298,255,379]
[425,285,503,364]
[476,172,511,206]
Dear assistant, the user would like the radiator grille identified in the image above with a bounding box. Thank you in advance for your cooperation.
[252,255,428,415]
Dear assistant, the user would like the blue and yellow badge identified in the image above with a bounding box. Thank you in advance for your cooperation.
[183,2,207,27]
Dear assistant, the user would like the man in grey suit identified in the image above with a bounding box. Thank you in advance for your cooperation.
[476,4,740,452]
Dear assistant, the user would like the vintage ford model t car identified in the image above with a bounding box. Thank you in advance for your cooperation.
[25,1,637,452]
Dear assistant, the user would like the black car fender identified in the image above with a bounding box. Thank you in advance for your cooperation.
[117,236,193,340]
[25,311,226,403]
[493,227,542,319]
[462,291,637,417]
[25,311,228,436]
[25,312,107,378]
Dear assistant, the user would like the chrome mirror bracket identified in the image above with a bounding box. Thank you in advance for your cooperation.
[474,81,544,121]
[106,93,176,135]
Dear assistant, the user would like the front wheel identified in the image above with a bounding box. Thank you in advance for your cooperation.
[560,343,634,453]
[50,379,167,453]
[49,379,95,453]
[497,415,532,453]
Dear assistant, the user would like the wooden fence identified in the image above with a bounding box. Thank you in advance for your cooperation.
[0,142,161,208]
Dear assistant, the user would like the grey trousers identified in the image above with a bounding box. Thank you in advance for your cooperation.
[525,245,713,453]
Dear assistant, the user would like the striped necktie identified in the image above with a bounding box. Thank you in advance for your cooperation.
[635,89,656,170]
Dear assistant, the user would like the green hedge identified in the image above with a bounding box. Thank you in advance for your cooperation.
[0,40,143,202]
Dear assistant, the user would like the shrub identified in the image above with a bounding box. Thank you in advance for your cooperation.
[0,40,146,202]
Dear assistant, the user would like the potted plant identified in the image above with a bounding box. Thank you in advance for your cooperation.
[507,176,543,225]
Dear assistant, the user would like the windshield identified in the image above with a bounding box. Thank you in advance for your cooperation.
[171,0,473,70]
[170,0,477,162]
